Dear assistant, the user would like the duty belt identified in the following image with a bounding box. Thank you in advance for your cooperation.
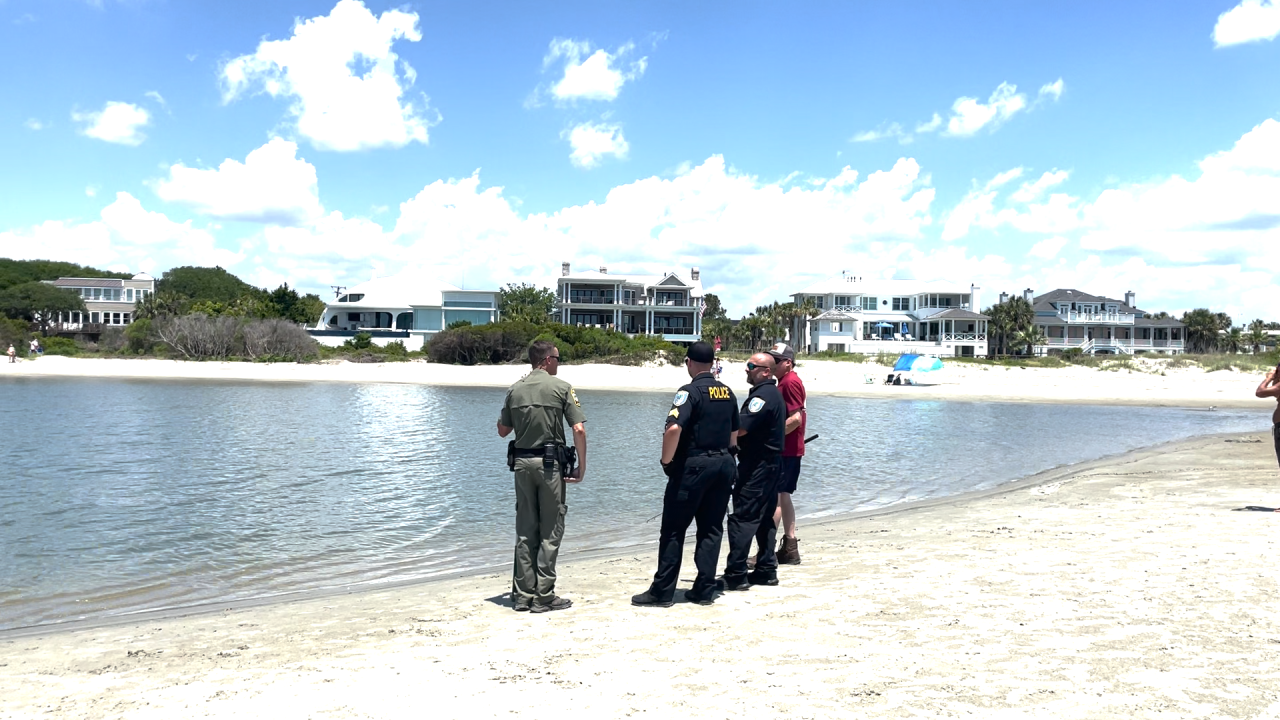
[687,448,731,457]
[513,447,556,458]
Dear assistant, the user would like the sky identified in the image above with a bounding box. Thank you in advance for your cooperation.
[2,0,1279,321]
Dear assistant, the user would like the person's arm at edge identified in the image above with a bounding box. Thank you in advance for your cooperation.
[661,425,681,465]
[1256,370,1280,399]
[497,421,513,438]
[784,410,804,435]
[569,422,586,483]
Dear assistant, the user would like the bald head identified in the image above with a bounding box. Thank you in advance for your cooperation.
[746,352,774,386]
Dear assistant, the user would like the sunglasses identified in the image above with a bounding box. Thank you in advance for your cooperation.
[549,355,560,361]
[746,362,764,371]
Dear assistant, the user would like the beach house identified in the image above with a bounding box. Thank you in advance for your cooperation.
[310,274,498,351]
[555,263,705,345]
[49,272,156,334]
[1015,288,1185,355]
[790,274,989,357]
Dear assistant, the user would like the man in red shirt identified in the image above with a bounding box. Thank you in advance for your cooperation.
[766,342,805,564]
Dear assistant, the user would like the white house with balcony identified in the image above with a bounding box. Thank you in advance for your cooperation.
[790,274,989,357]
[49,273,155,333]
[555,263,704,345]
[1018,288,1185,355]
[310,273,498,351]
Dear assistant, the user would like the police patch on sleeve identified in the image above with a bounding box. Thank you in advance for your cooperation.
[748,397,765,413]
[672,390,689,407]
[570,388,581,407]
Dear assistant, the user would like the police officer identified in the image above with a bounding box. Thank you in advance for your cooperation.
[722,352,786,590]
[497,340,587,614]
[632,341,739,607]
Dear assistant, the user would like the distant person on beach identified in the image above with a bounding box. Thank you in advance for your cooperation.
[767,342,806,565]
[6,344,14,363]
[497,340,587,614]
[633,341,738,607]
[722,352,786,590]
[1256,366,1280,469]
[714,359,723,380]
[30,338,40,356]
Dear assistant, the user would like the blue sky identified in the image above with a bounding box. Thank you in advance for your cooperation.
[2,0,1279,320]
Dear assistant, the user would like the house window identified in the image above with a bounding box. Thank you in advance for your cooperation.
[123,313,131,325]
[91,312,100,323]
[814,296,826,309]
[834,295,851,307]
[655,291,684,306]
[892,297,910,311]
[655,316,688,329]
[860,296,878,311]
[126,288,134,302]
[830,322,842,333]
[829,343,846,353]
[111,313,122,325]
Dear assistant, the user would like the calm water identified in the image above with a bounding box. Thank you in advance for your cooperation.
[0,377,1263,631]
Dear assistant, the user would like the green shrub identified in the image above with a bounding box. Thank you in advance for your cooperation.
[39,336,81,356]
[427,321,681,365]
[125,318,154,354]
[344,332,373,350]
[809,350,869,362]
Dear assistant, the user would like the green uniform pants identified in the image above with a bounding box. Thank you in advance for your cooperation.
[512,457,567,604]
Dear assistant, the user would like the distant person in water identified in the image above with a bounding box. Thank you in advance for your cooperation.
[1256,366,1280,470]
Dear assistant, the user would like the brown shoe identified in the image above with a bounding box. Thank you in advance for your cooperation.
[776,537,801,565]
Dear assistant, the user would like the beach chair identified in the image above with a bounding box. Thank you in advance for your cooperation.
[904,333,914,341]
[893,333,903,341]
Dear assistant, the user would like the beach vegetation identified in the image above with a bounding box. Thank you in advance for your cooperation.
[36,336,80,357]
[1181,308,1225,353]
[446,319,473,330]
[0,259,129,292]
[427,320,682,365]
[809,349,869,362]
[0,281,87,335]
[0,317,32,352]
[344,332,374,350]
[983,297,1035,356]
[497,283,557,325]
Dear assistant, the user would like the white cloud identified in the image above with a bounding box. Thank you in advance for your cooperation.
[540,38,647,103]
[944,82,1027,137]
[0,192,239,273]
[220,0,432,151]
[1213,0,1280,47]
[854,80,1058,144]
[564,122,629,168]
[153,138,324,225]
[1038,78,1064,102]
[1026,236,1069,260]
[1010,169,1069,203]
[852,123,909,144]
[230,155,936,314]
[85,186,98,198]
[145,90,167,108]
[915,114,943,133]
[24,118,42,131]
[985,167,1024,190]
[72,101,150,145]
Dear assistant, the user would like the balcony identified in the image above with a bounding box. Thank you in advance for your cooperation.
[1056,311,1135,325]
[562,297,695,308]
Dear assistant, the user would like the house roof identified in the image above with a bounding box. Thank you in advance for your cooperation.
[52,278,124,289]
[1134,316,1186,327]
[812,309,862,321]
[795,275,974,297]
[558,269,705,297]
[928,308,991,320]
[1031,288,1144,315]
[325,273,467,310]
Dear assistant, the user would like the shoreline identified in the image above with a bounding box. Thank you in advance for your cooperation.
[4,430,1280,717]
[0,430,1243,641]
[3,354,1273,409]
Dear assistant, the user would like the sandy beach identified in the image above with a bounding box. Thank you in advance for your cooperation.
[3,431,1279,718]
[4,354,1273,409]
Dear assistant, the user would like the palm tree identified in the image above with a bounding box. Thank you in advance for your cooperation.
[1247,319,1269,354]
[1013,324,1047,356]
[1222,326,1244,354]
[1181,308,1219,354]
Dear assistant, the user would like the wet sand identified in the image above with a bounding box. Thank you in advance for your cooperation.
[3,432,1279,719]
[5,355,1272,410]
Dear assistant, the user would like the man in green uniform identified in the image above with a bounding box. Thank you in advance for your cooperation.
[497,340,587,614]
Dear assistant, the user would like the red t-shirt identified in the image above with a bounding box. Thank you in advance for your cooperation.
[778,371,806,457]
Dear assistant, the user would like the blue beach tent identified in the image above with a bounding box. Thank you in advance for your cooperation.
[893,354,944,373]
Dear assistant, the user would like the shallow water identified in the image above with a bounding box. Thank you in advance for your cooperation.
[0,377,1263,630]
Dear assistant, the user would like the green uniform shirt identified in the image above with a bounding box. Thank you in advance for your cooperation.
[500,369,586,449]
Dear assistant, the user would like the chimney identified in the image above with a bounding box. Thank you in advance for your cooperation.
[999,292,1009,304]
[970,283,980,310]
[1022,287,1033,303]
[561,262,570,277]
[1124,290,1135,308]
[691,267,700,281]
[599,266,607,274]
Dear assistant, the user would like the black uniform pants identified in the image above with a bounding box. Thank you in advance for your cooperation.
[648,453,736,601]
[724,456,781,581]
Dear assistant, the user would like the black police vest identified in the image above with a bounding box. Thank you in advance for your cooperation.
[686,378,737,453]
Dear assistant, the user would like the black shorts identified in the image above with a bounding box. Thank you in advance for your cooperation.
[779,456,802,494]
[1273,423,1280,468]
